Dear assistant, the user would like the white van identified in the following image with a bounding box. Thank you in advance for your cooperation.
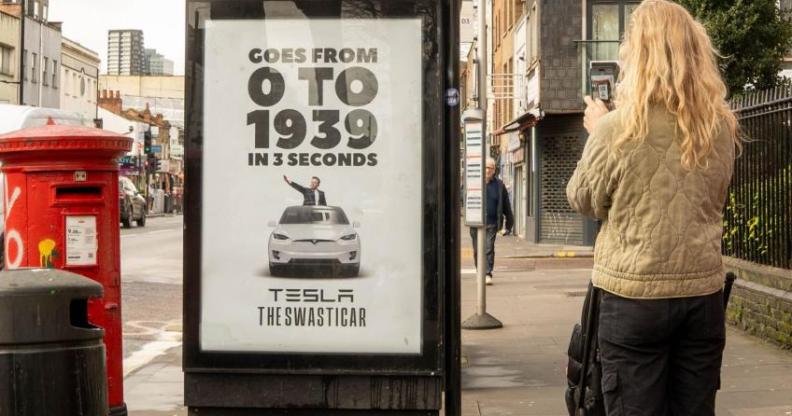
[0,104,92,135]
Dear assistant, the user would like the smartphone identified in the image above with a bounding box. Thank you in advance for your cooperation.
[589,61,620,104]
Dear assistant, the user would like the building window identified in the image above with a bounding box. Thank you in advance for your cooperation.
[31,52,37,83]
[0,44,13,76]
[591,4,620,60]
[42,56,48,86]
[527,4,538,63]
[52,59,57,88]
[625,4,639,28]
[64,68,69,95]
[587,1,639,61]
[22,49,27,80]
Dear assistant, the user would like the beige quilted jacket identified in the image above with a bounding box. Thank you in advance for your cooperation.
[567,106,735,299]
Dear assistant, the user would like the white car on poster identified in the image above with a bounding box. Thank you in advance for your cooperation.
[268,206,361,277]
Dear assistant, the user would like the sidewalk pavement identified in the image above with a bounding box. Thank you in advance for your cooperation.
[460,234,792,416]
[124,234,792,415]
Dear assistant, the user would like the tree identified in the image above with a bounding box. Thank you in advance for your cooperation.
[677,0,792,94]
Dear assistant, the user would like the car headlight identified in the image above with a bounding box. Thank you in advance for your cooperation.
[273,233,289,240]
[340,234,357,241]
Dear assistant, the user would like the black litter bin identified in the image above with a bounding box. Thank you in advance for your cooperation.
[0,268,108,415]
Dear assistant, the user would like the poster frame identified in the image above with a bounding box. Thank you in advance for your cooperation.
[183,0,457,376]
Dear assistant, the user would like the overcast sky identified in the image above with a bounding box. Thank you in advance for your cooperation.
[49,0,186,75]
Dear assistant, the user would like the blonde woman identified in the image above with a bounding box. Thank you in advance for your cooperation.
[566,1,740,415]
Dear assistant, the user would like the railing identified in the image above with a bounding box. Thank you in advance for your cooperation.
[488,73,524,100]
[724,86,792,269]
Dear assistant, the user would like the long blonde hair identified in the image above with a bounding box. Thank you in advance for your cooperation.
[614,0,739,169]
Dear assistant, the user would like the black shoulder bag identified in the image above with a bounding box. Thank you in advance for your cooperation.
[565,281,605,416]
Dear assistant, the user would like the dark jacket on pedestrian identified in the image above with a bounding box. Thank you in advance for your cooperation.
[289,181,327,206]
[488,177,514,232]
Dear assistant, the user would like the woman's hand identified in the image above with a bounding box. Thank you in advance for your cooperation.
[583,95,611,133]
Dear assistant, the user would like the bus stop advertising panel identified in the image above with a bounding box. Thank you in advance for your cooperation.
[184,1,460,414]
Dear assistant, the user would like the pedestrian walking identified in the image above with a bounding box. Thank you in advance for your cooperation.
[470,158,514,286]
[566,1,740,415]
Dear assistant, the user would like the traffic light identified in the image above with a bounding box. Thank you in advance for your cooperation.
[144,131,152,154]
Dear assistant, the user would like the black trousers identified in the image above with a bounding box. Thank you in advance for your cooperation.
[469,225,497,275]
[597,290,726,416]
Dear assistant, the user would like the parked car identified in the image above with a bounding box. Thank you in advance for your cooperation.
[268,206,360,277]
[119,176,147,228]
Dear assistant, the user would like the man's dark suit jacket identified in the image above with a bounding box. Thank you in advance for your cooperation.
[289,182,327,206]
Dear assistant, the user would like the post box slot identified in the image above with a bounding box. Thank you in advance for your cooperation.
[55,186,103,200]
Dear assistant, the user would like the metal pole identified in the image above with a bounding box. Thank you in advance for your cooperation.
[37,12,42,107]
[462,0,502,331]
[476,226,486,316]
[476,0,487,317]
[18,0,25,104]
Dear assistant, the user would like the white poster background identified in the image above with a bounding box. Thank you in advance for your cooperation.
[65,216,98,266]
[202,19,423,353]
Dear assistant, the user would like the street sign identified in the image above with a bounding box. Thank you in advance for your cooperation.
[150,145,162,154]
[184,1,460,414]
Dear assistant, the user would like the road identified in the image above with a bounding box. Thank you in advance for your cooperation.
[120,215,183,369]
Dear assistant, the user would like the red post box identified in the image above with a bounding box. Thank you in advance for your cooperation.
[0,120,132,416]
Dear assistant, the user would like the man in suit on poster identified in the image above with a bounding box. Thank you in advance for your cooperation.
[283,175,327,206]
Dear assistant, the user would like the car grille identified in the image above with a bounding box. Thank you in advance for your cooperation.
[288,259,341,265]
[293,239,335,244]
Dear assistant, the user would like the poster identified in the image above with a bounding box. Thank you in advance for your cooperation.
[65,216,98,266]
[201,19,423,353]
[464,120,484,226]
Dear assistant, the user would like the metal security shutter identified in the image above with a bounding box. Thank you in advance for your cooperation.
[540,132,585,245]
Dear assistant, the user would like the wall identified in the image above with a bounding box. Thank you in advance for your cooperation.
[726,257,792,349]
[99,75,185,127]
[60,38,99,119]
[540,0,583,112]
[22,16,60,108]
[0,10,20,104]
[98,75,184,99]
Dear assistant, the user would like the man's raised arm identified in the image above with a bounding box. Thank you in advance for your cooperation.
[284,175,306,193]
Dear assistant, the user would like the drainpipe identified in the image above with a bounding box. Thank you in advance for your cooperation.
[18,0,25,104]
[37,13,42,106]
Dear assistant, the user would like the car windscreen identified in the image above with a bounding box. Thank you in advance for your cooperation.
[279,207,349,225]
[120,178,138,194]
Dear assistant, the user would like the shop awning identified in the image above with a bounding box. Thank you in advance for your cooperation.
[493,108,544,136]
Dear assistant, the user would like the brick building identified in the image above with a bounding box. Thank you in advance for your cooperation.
[466,0,638,245]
